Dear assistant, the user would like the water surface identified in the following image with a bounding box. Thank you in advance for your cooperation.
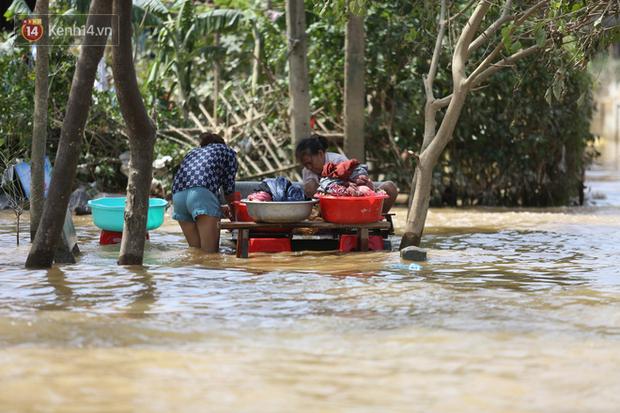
[1,170,619,412]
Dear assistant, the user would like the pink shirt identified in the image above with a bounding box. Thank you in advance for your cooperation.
[302,151,348,184]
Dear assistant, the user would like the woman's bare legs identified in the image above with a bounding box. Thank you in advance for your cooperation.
[179,221,201,248]
[178,215,221,252]
[196,215,221,253]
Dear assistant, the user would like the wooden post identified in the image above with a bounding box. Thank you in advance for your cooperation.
[358,227,369,252]
[344,10,365,162]
[238,229,250,258]
[285,0,311,146]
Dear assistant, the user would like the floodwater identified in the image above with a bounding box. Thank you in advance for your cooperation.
[1,170,619,413]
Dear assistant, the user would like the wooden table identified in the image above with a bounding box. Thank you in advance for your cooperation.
[220,220,391,258]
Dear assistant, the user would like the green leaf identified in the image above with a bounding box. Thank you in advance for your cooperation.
[545,86,552,105]
[576,92,585,107]
[177,0,195,38]
[4,0,31,21]
[133,0,168,14]
[535,27,546,48]
[552,77,564,101]
[195,9,245,34]
[349,0,366,16]
[501,25,513,52]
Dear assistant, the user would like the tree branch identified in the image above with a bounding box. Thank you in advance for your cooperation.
[432,94,452,109]
[465,40,503,87]
[468,0,512,55]
[514,1,547,26]
[471,43,545,88]
[465,0,547,88]
[448,0,478,23]
[453,0,490,85]
[424,0,447,99]
[420,0,448,153]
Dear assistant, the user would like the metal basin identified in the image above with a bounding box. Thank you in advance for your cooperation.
[242,200,316,223]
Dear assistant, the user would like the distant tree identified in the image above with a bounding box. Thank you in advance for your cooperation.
[285,0,311,145]
[344,2,365,161]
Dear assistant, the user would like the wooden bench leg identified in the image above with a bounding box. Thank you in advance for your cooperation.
[237,229,249,258]
[359,228,369,252]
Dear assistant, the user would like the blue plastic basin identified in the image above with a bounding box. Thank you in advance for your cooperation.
[87,197,168,232]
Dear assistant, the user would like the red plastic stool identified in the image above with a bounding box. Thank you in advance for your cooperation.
[99,230,149,245]
[249,238,292,253]
[339,234,384,253]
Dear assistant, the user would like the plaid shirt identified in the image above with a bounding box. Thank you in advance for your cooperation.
[172,144,238,195]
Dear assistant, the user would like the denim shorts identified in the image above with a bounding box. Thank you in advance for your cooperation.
[172,187,222,222]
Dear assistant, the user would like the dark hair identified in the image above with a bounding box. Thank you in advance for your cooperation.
[295,134,329,160]
[199,132,226,147]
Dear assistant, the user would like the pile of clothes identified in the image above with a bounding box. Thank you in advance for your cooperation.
[314,159,386,198]
[247,177,305,202]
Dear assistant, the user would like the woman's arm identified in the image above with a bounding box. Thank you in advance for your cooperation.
[304,179,319,198]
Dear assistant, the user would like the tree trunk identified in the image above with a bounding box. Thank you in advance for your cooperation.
[400,160,433,248]
[111,0,157,266]
[25,1,111,269]
[400,92,468,249]
[344,11,365,162]
[407,88,441,215]
[285,0,311,146]
[30,0,50,241]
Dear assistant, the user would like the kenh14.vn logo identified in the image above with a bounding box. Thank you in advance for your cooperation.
[21,18,44,42]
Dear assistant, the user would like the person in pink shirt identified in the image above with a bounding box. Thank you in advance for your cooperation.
[295,134,398,212]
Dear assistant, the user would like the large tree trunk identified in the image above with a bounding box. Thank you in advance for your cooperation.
[30,0,50,241]
[25,1,111,269]
[285,0,311,146]
[400,91,468,249]
[344,10,365,162]
[112,0,157,266]
[401,161,433,247]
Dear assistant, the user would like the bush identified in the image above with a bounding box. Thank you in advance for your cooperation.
[434,54,595,207]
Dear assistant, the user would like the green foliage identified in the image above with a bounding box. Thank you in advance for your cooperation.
[434,52,595,207]
[0,35,35,151]
[4,0,31,20]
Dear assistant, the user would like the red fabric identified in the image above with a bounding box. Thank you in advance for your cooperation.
[247,191,272,201]
[322,159,360,180]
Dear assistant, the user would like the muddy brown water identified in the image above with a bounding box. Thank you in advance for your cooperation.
[1,169,619,412]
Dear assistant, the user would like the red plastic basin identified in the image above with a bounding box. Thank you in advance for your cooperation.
[319,195,387,224]
[232,201,253,222]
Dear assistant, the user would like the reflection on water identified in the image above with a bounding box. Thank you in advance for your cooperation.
[1,171,620,412]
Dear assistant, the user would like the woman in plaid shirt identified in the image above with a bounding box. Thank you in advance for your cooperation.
[172,132,238,252]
